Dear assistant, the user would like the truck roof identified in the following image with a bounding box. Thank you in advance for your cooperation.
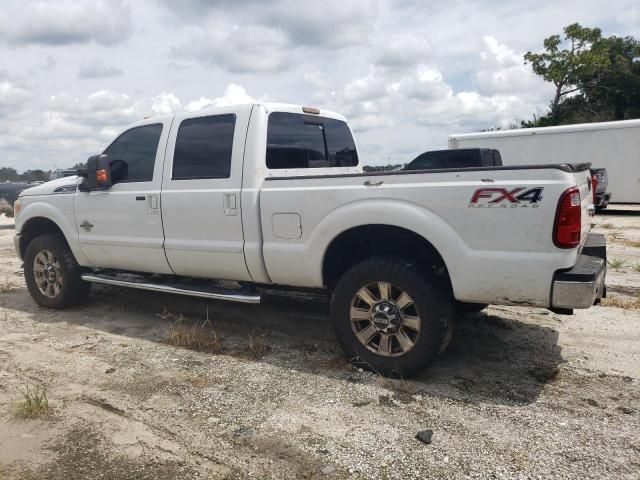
[129,103,348,130]
[449,118,640,141]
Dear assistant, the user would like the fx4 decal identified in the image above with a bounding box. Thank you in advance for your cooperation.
[469,187,544,208]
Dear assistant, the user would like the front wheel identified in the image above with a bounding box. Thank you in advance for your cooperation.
[24,234,91,309]
[330,257,452,377]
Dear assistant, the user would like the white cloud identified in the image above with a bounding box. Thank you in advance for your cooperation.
[6,0,133,46]
[78,61,124,79]
[374,34,431,68]
[173,24,290,74]
[151,92,181,115]
[0,81,32,117]
[185,84,260,111]
[473,36,547,97]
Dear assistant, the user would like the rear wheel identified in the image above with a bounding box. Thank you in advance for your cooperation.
[24,234,91,309]
[331,257,452,377]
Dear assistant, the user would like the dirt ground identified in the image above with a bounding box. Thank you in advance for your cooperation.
[0,206,639,479]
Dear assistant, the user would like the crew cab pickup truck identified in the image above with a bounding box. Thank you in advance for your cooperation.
[13,103,606,376]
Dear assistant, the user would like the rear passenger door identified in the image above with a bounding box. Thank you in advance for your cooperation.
[160,106,253,280]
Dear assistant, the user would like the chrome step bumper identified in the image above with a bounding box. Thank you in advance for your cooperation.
[551,233,606,310]
[81,273,261,304]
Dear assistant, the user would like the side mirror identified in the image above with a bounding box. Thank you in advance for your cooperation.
[79,154,112,191]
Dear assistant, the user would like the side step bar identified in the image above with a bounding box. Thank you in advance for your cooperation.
[81,274,261,304]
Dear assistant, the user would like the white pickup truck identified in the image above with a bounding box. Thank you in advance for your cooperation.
[14,103,606,375]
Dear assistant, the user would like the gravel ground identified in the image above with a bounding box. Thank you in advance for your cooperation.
[0,206,639,479]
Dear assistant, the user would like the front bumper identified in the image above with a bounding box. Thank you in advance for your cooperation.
[14,233,22,261]
[551,233,606,310]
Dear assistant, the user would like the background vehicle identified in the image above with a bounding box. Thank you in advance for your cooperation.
[0,181,32,217]
[448,119,640,204]
[405,148,502,170]
[591,168,611,210]
[13,104,606,376]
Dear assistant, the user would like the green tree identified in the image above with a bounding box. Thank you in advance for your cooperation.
[524,23,606,120]
[523,24,640,127]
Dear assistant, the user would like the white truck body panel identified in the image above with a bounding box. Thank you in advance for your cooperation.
[449,119,640,203]
[15,103,595,309]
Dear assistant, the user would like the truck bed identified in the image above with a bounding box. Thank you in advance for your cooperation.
[259,163,592,307]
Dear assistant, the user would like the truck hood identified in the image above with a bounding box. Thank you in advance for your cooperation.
[18,176,80,196]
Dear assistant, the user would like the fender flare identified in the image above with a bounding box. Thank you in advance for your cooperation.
[310,198,469,296]
[17,200,90,266]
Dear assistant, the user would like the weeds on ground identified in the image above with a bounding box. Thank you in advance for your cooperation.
[607,258,627,269]
[15,378,52,418]
[0,277,16,293]
[633,262,640,273]
[601,295,640,310]
[246,331,269,359]
[159,308,223,353]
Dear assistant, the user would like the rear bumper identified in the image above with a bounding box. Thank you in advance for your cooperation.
[551,233,606,310]
[594,192,611,208]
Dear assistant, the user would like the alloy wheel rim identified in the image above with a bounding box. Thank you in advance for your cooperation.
[33,250,63,298]
[349,281,421,357]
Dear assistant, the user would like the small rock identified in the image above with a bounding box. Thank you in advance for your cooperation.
[105,367,116,374]
[416,429,433,444]
[618,406,635,414]
[232,427,254,438]
[321,465,336,475]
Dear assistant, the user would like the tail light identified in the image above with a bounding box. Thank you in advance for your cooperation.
[554,186,582,248]
[591,174,598,203]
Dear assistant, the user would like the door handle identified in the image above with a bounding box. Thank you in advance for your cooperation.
[136,196,145,201]
[224,193,237,216]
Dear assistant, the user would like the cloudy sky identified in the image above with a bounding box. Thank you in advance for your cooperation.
[0,0,638,171]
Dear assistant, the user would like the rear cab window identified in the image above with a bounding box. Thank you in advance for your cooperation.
[266,112,358,170]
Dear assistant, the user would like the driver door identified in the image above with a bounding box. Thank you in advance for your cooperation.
[74,119,174,274]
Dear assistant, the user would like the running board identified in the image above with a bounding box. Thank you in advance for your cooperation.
[81,274,261,304]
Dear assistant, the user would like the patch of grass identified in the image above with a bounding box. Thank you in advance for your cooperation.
[246,331,269,359]
[159,308,223,353]
[607,257,627,269]
[633,262,640,273]
[0,277,16,293]
[601,295,640,310]
[15,378,52,418]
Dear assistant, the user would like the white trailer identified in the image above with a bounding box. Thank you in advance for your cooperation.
[449,119,640,204]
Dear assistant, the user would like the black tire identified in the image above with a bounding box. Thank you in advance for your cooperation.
[454,301,488,315]
[24,234,91,309]
[330,256,452,377]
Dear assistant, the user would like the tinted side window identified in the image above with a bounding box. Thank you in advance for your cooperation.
[446,150,477,168]
[266,113,358,169]
[407,152,446,170]
[172,114,236,180]
[103,124,163,183]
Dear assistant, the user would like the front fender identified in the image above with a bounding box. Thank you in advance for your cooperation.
[16,197,90,266]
